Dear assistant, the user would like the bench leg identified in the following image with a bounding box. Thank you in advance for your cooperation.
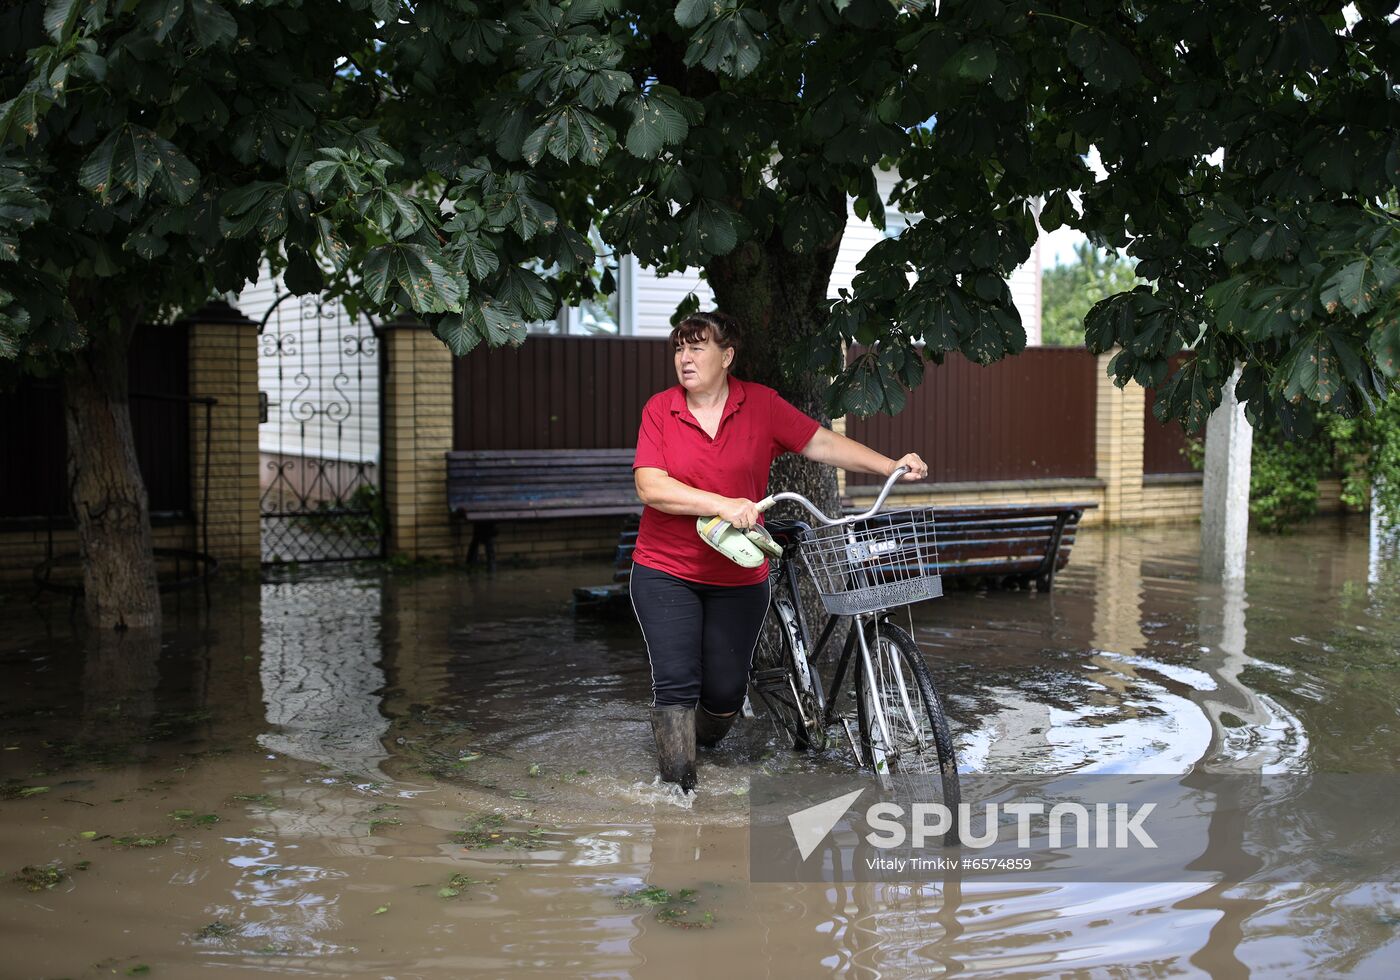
[1035,512,1074,592]
[467,521,499,572]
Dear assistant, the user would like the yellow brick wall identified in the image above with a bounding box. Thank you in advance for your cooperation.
[382,320,456,560]
[188,305,261,570]
[1094,353,1146,525]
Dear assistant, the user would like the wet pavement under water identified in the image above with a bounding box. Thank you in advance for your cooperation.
[1,519,1398,978]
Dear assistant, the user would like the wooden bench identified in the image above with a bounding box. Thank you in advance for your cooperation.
[447,449,641,570]
[573,501,1097,611]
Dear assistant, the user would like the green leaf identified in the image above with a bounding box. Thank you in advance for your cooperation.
[315,217,350,272]
[675,0,713,29]
[188,0,237,49]
[948,40,997,82]
[141,0,185,43]
[624,88,692,160]
[523,106,610,166]
[1321,257,1390,317]
[1281,332,1343,404]
[0,87,55,145]
[677,198,739,261]
[434,312,485,356]
[43,0,82,42]
[782,196,840,255]
[362,245,394,304]
[455,235,500,280]
[602,195,676,266]
[1366,308,1400,378]
[497,265,554,320]
[149,134,199,205]
[396,245,463,313]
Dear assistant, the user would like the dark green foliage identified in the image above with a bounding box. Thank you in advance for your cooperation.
[3,0,1397,429]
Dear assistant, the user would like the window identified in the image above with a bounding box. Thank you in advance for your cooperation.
[528,239,633,336]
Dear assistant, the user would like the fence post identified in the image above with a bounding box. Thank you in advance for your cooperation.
[1094,354,1146,526]
[381,316,456,561]
[186,300,261,569]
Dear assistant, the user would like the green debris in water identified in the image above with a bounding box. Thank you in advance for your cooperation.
[527,763,541,777]
[12,863,68,891]
[195,921,235,941]
[368,817,402,833]
[79,831,98,839]
[231,793,274,805]
[1,784,50,800]
[436,872,496,898]
[373,903,390,915]
[75,861,91,871]
[575,769,589,776]
[451,813,547,851]
[617,885,715,929]
[125,966,151,976]
[112,834,172,849]
[168,810,219,827]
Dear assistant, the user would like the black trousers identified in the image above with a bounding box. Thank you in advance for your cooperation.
[629,562,771,711]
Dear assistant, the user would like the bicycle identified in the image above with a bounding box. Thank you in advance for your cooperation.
[745,466,961,811]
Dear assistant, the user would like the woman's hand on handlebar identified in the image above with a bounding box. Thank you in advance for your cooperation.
[719,497,762,530]
[891,453,928,482]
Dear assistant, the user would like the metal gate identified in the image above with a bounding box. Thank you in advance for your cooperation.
[258,293,385,563]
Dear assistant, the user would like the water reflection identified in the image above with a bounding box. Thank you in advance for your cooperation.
[258,577,389,775]
[2,522,1400,977]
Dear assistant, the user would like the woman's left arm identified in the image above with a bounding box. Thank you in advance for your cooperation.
[800,427,928,482]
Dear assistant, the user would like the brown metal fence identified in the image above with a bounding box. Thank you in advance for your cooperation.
[0,325,191,525]
[454,335,674,451]
[453,339,1101,485]
[1143,353,1201,475]
[846,348,1099,485]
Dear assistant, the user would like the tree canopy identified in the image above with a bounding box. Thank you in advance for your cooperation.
[3,0,1398,432]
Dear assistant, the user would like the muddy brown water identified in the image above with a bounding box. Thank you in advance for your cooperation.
[2,519,1398,978]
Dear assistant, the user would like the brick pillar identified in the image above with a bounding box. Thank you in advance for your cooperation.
[1094,353,1146,526]
[186,300,261,569]
[382,317,455,560]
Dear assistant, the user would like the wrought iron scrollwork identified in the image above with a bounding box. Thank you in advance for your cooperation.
[257,292,384,563]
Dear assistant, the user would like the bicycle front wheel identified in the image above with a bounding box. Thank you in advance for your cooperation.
[750,589,828,751]
[856,621,960,809]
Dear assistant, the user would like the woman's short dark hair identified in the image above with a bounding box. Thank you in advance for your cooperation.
[670,311,740,357]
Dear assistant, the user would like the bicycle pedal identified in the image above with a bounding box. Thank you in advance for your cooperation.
[751,667,789,692]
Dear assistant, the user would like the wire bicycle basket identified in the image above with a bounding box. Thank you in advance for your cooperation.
[794,507,943,615]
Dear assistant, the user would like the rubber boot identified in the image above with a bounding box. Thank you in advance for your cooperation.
[650,705,697,791]
[696,704,739,749]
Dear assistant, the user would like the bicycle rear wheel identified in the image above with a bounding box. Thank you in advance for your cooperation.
[855,621,960,811]
[750,587,827,751]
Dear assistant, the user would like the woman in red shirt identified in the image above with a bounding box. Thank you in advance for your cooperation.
[632,312,927,791]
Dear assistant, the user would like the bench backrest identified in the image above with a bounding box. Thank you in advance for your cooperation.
[448,449,641,520]
[607,502,1096,581]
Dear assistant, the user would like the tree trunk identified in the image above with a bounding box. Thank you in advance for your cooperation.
[707,214,847,521]
[62,324,162,631]
[708,210,847,639]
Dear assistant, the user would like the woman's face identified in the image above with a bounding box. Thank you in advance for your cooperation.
[674,330,733,393]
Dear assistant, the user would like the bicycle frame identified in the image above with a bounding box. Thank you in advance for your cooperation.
[767,537,898,759]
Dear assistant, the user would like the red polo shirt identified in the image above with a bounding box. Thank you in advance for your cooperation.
[632,376,821,586]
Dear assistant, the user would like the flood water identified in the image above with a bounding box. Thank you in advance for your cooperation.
[2,519,1398,978]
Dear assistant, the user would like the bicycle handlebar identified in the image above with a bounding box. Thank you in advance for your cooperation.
[756,466,910,526]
